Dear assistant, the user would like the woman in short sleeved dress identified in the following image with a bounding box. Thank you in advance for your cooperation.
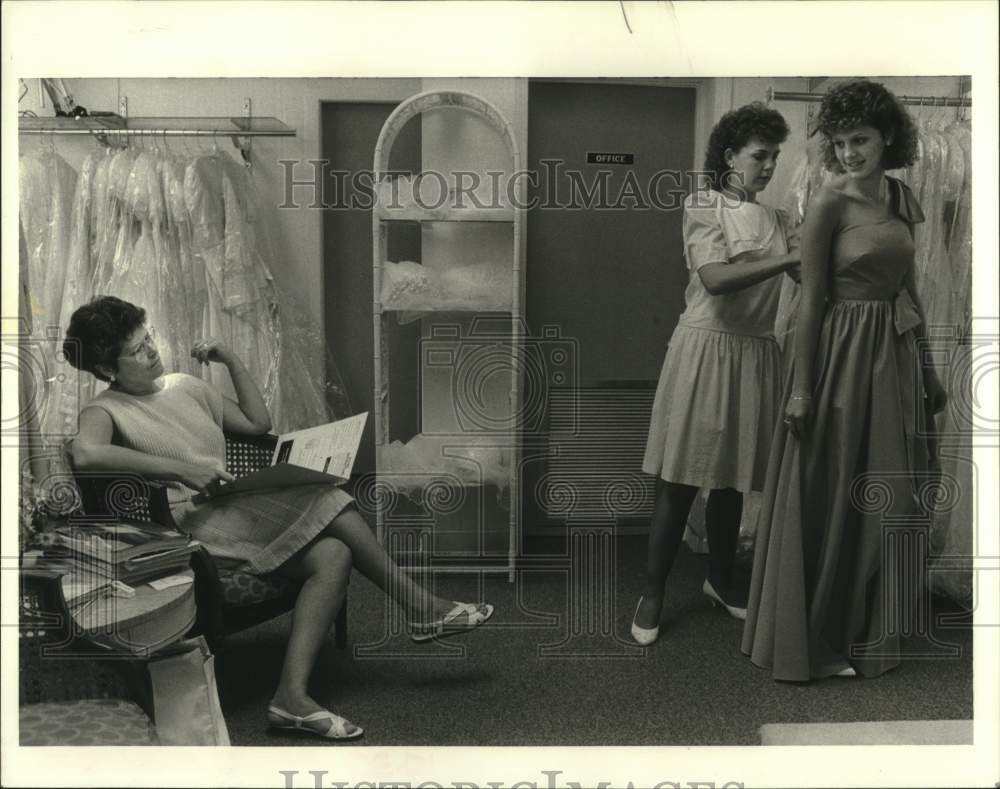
[632,103,801,645]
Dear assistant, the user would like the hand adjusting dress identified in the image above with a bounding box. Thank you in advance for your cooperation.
[742,176,930,680]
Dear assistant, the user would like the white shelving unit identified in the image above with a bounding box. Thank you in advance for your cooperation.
[372,90,524,581]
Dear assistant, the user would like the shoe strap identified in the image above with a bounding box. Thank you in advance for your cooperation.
[270,706,352,736]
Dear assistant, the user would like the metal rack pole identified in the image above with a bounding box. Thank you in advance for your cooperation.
[768,88,972,108]
[16,128,295,136]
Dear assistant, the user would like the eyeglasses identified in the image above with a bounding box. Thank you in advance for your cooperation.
[120,327,158,361]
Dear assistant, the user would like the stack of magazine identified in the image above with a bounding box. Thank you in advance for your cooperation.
[45,521,200,590]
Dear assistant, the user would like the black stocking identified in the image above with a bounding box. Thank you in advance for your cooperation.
[705,487,743,590]
[641,479,700,601]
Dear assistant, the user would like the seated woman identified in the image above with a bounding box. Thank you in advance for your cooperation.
[63,295,494,739]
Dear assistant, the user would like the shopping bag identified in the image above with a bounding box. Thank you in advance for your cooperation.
[146,635,230,745]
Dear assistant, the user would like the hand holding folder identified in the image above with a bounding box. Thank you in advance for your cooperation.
[193,413,367,504]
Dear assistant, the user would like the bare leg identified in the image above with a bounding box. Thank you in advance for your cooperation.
[271,536,357,729]
[322,507,454,623]
[634,479,700,629]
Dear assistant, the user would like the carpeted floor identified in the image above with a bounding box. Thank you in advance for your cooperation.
[213,534,973,746]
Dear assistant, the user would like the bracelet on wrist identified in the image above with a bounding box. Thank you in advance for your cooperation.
[790,394,812,401]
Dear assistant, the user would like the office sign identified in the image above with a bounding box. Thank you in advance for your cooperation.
[586,152,634,165]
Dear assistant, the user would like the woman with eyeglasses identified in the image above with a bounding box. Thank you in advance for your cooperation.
[63,295,493,739]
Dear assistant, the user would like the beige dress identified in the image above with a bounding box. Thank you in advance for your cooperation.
[642,191,796,491]
[89,373,353,574]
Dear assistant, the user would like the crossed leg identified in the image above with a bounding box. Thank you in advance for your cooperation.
[271,535,355,723]
[320,506,458,624]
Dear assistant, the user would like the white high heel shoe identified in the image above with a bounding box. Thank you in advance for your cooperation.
[631,597,660,646]
[702,579,747,621]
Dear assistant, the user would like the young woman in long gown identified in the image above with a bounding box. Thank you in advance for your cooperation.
[742,80,948,680]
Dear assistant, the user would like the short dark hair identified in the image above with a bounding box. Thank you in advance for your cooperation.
[702,102,790,191]
[63,296,146,382]
[816,79,919,172]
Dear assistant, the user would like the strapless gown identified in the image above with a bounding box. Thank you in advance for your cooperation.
[742,177,931,681]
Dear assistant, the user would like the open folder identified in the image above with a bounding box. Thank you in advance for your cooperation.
[193,412,368,503]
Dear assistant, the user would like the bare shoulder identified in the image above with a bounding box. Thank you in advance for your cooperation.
[77,404,114,440]
[806,180,849,222]
[812,178,849,207]
[79,404,112,422]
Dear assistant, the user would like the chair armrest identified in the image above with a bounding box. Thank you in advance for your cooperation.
[224,432,278,476]
[188,546,226,646]
[72,470,176,527]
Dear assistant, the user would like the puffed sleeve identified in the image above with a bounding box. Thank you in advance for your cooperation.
[776,208,801,253]
[682,194,728,271]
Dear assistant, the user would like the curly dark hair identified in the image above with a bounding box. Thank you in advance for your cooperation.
[63,296,146,382]
[816,80,919,172]
[702,102,790,191]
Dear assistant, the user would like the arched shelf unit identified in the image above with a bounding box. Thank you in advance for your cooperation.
[372,90,525,581]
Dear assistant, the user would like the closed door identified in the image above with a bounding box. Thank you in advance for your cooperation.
[527,81,695,383]
[322,102,421,475]
[526,81,696,530]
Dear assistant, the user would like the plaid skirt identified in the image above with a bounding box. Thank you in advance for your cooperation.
[170,483,355,575]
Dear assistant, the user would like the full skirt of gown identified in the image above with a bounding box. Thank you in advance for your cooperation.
[742,298,930,681]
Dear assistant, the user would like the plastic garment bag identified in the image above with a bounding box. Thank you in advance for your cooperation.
[19,149,77,333]
[215,150,352,429]
[51,152,101,444]
[184,150,350,431]
[924,120,973,605]
[184,152,279,404]
[21,139,353,514]
[18,148,78,461]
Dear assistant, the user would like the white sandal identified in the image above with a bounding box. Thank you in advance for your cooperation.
[409,602,494,643]
[267,704,363,740]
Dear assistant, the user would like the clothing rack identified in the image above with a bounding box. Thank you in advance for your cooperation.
[767,88,972,108]
[18,107,297,166]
